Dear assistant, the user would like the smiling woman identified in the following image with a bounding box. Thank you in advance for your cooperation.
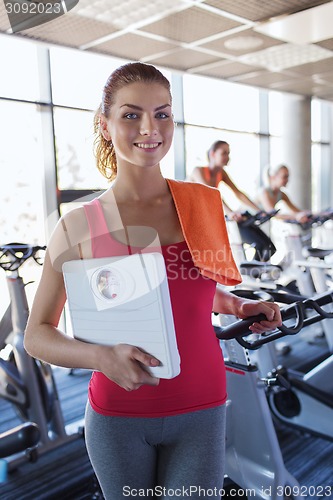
[99,82,174,172]
[24,61,282,500]
[94,64,174,181]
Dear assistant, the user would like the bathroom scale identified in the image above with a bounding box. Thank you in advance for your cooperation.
[62,252,180,379]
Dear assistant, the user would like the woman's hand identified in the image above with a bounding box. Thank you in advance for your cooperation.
[96,344,161,391]
[236,298,282,334]
[229,211,246,222]
[213,288,282,334]
[295,211,311,224]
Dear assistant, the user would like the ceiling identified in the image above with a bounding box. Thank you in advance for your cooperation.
[1,0,333,101]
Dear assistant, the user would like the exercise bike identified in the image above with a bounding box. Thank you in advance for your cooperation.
[221,290,333,440]
[274,211,333,286]
[277,214,333,350]
[229,210,333,377]
[231,210,332,288]
[0,243,83,469]
[214,289,333,499]
[311,208,333,250]
[226,210,313,300]
[228,210,333,318]
[226,209,279,265]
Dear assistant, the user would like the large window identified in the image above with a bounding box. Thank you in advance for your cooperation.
[183,74,260,133]
[0,100,45,244]
[50,47,127,110]
[0,34,41,102]
[311,99,332,211]
[184,125,260,206]
[182,74,261,207]
[54,107,108,191]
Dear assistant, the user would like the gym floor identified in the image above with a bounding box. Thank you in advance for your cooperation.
[1,332,333,499]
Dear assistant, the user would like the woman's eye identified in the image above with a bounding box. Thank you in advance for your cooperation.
[156,112,169,119]
[124,113,138,119]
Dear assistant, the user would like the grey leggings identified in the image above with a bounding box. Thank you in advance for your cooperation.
[85,403,226,500]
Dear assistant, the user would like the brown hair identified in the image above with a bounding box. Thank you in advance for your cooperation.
[94,62,172,181]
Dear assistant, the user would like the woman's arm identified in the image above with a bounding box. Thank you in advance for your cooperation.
[223,201,247,222]
[281,192,301,214]
[222,171,260,212]
[212,286,282,333]
[259,189,309,223]
[281,193,310,222]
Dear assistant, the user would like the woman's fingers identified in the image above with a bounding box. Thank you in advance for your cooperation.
[103,344,161,391]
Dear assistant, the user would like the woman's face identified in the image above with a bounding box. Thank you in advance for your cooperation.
[102,81,174,171]
[211,144,230,168]
[274,167,289,187]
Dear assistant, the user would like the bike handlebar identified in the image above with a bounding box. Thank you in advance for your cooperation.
[284,211,333,231]
[226,210,279,227]
[0,243,46,271]
[214,290,333,350]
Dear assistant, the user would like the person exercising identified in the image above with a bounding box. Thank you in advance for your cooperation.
[188,140,276,262]
[257,164,310,223]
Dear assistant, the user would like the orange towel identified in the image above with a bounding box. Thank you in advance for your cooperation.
[166,179,242,286]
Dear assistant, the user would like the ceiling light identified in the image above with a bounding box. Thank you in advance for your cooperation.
[224,36,263,51]
[254,2,333,45]
[75,0,185,29]
[240,43,333,71]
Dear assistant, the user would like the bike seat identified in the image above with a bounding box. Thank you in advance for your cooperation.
[302,247,333,259]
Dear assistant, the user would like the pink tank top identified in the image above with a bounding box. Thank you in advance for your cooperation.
[84,198,227,417]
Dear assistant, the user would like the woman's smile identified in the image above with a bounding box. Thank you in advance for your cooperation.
[134,141,162,151]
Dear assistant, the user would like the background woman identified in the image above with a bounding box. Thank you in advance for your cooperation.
[257,164,310,223]
[189,140,276,261]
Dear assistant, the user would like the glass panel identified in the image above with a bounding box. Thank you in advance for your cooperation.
[320,100,333,143]
[311,143,333,246]
[312,98,332,143]
[0,34,40,101]
[311,99,321,143]
[51,46,173,111]
[269,136,283,171]
[268,91,284,137]
[160,143,175,179]
[54,107,109,191]
[50,46,129,110]
[0,100,45,244]
[185,125,260,207]
[183,74,260,133]
[311,143,320,211]
[312,143,331,212]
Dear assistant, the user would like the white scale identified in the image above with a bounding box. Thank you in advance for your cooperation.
[62,253,180,379]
